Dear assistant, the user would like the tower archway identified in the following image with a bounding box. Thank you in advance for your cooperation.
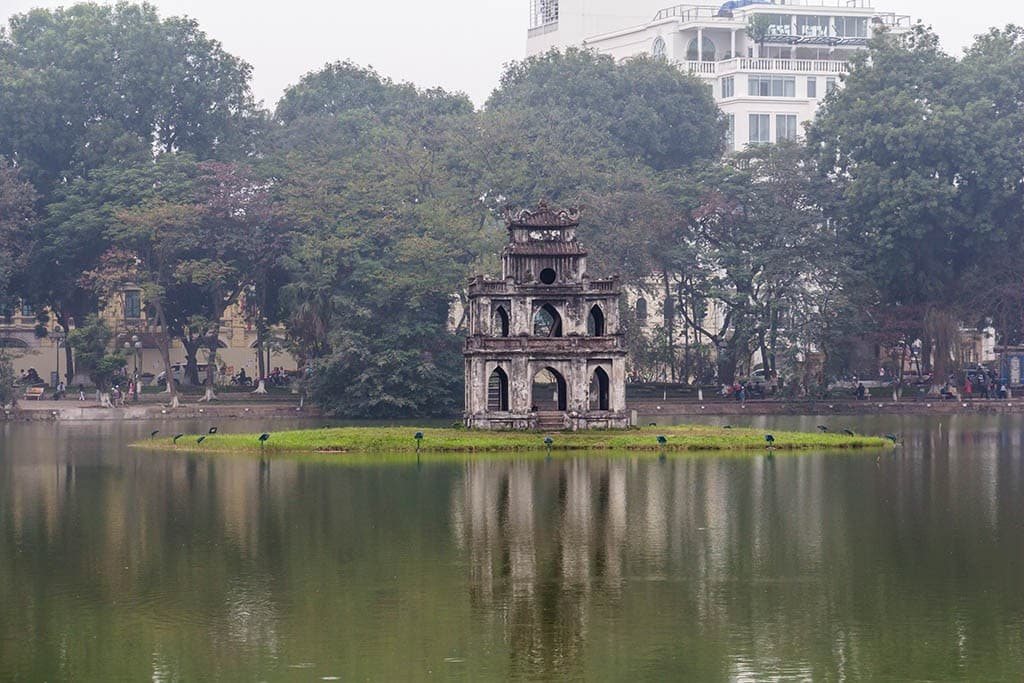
[533,303,563,337]
[487,367,509,411]
[532,366,567,411]
[590,367,610,411]
[587,305,605,336]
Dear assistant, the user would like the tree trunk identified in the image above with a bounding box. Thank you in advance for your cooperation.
[153,300,179,408]
[252,379,267,394]
[662,272,676,382]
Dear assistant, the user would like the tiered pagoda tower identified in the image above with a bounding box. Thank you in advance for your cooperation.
[464,203,629,430]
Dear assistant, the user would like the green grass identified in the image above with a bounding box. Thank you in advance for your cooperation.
[135,424,890,456]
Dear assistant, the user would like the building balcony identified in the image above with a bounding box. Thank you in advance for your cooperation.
[681,57,849,76]
[464,334,626,354]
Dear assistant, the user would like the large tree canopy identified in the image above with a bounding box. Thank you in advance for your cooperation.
[808,26,1024,377]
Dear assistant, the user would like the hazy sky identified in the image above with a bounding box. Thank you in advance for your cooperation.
[1,0,1021,110]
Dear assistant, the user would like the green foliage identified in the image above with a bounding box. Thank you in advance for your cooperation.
[66,315,125,390]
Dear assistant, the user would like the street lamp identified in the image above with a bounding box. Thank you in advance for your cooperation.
[53,331,65,390]
[122,334,142,401]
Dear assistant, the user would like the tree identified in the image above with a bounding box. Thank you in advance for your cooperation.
[657,143,833,384]
[807,26,1024,384]
[67,315,125,404]
[0,2,261,382]
[0,161,36,307]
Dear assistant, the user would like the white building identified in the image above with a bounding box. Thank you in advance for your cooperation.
[527,0,911,151]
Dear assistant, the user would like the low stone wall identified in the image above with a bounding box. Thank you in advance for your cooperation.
[9,402,321,422]
[629,397,1024,416]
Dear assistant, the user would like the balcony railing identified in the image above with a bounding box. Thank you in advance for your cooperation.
[654,0,877,20]
[681,57,849,76]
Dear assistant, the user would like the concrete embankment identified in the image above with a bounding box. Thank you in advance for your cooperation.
[629,397,1024,416]
[10,401,320,421]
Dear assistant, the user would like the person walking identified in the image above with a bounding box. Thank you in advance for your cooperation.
[78,384,85,401]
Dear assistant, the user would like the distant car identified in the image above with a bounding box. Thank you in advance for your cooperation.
[156,363,210,387]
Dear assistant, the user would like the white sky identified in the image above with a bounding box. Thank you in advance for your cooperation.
[1,0,1022,110]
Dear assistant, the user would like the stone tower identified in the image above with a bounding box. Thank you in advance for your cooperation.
[464,203,629,430]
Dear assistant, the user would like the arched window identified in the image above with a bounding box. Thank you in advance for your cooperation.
[686,36,716,61]
[533,367,568,411]
[652,36,666,58]
[493,306,510,337]
[487,367,509,411]
[533,303,563,337]
[636,298,648,323]
[590,367,610,411]
[587,305,605,336]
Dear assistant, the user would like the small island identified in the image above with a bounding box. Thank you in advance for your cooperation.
[138,425,889,456]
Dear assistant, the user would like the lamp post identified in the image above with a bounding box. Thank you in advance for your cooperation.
[54,332,65,390]
[123,335,142,401]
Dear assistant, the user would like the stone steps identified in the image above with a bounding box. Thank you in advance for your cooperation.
[535,411,566,431]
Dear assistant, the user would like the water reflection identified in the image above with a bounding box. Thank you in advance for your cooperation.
[1,417,1023,680]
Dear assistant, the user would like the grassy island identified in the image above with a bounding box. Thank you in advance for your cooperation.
[138,425,890,456]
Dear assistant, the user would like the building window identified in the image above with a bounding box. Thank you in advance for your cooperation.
[636,298,648,323]
[529,0,558,28]
[834,16,868,38]
[826,76,838,94]
[721,76,734,98]
[726,113,735,149]
[763,13,792,37]
[796,15,829,37]
[777,114,797,141]
[125,290,141,319]
[19,301,33,317]
[748,75,796,97]
[749,114,771,145]
[685,36,716,61]
[652,36,666,58]
[807,76,817,98]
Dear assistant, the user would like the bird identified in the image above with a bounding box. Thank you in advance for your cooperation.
[816,425,828,432]
[723,425,732,429]
[208,427,218,434]
[172,433,184,443]
[150,430,159,439]
[657,435,667,444]
[884,433,899,444]
[843,429,855,436]
[197,436,206,444]
[764,434,775,444]
[258,433,270,443]
[648,422,657,427]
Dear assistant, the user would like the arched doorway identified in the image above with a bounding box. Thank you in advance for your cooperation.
[532,367,567,411]
[533,303,563,337]
[487,367,509,411]
[587,305,605,336]
[590,367,610,411]
[493,306,510,337]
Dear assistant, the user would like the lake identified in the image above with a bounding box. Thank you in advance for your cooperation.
[1,415,1022,680]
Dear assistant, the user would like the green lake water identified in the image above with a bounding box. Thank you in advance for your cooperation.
[1,415,1023,681]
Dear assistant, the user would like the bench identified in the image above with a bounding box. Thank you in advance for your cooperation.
[23,386,45,400]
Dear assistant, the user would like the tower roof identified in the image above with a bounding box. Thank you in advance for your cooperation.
[505,201,580,229]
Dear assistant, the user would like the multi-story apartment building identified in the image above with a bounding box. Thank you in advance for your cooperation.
[527,0,911,150]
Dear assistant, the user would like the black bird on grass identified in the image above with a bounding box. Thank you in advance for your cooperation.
[208,427,218,434]
[817,425,828,432]
[657,435,667,444]
[258,433,270,443]
[843,429,855,436]
[765,434,775,445]
[172,433,184,443]
[150,430,159,439]
[723,425,732,429]
[884,433,899,444]
[197,436,206,444]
